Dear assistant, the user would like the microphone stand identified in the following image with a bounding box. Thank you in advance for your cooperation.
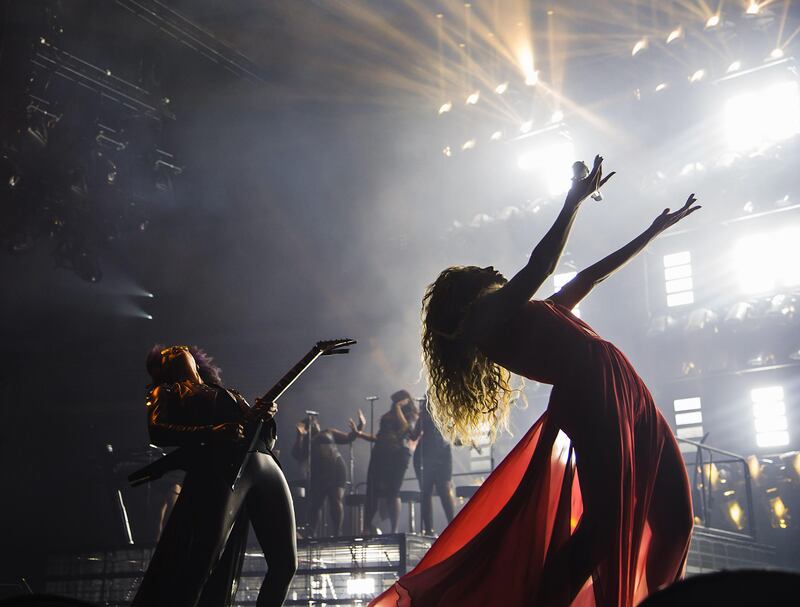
[364,396,379,454]
[305,410,318,536]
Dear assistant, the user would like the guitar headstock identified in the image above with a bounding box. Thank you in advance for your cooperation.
[317,338,357,356]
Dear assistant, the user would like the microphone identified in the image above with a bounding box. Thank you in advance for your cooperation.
[364,396,379,402]
[305,410,319,416]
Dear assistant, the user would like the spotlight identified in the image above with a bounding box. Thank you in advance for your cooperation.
[525,70,540,86]
[724,81,800,153]
[516,138,576,196]
[655,83,668,92]
[667,27,684,44]
[144,314,153,320]
[346,575,375,598]
[705,14,721,29]
[727,60,742,73]
[438,101,452,115]
[494,82,509,95]
[751,386,789,448]
[520,121,533,134]
[745,1,760,15]
[442,146,452,157]
[769,48,785,60]
[461,139,476,150]
[689,69,706,83]
[490,130,503,141]
[632,38,648,57]
[742,201,755,213]
[466,91,480,105]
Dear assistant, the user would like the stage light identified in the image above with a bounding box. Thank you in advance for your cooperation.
[632,38,648,57]
[550,110,564,123]
[144,314,153,320]
[727,60,742,73]
[705,14,721,29]
[724,81,800,152]
[490,130,503,141]
[461,139,476,150]
[495,82,509,95]
[727,501,745,530]
[663,251,694,307]
[525,70,540,86]
[466,91,480,105]
[438,101,452,115]
[689,69,706,83]
[769,48,785,60]
[751,386,790,448]
[655,83,668,92]
[743,200,755,213]
[520,120,533,134]
[516,138,576,196]
[746,1,760,15]
[442,146,452,157]
[732,227,800,294]
[769,496,789,528]
[346,575,376,597]
[674,397,704,452]
[667,27,683,44]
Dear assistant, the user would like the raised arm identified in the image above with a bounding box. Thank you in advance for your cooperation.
[466,156,614,334]
[550,194,700,310]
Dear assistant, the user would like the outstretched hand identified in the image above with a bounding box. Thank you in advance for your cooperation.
[566,155,616,206]
[650,194,701,234]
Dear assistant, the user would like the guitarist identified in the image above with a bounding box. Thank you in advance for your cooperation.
[132,344,297,607]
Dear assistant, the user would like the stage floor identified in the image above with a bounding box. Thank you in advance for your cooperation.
[43,527,781,606]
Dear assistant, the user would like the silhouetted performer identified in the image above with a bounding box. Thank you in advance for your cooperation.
[354,390,419,533]
[132,345,296,607]
[290,414,359,536]
[409,395,455,535]
[372,157,696,607]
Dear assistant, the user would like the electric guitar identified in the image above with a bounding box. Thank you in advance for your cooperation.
[128,338,356,489]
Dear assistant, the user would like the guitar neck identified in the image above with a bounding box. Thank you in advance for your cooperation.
[245,346,323,423]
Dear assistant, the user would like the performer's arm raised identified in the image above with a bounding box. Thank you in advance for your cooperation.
[466,155,614,336]
[550,194,700,310]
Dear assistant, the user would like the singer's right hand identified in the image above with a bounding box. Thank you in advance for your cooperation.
[566,155,615,206]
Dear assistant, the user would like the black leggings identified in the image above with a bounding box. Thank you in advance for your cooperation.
[133,452,297,607]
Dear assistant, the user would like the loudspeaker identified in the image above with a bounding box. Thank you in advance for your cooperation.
[640,570,800,607]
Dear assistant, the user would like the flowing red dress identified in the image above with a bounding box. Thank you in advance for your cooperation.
[370,300,692,607]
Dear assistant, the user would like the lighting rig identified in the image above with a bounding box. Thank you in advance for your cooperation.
[0,1,265,282]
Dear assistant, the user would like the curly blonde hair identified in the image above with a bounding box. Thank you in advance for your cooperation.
[421,266,522,445]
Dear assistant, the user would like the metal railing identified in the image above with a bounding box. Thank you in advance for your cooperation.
[677,437,757,540]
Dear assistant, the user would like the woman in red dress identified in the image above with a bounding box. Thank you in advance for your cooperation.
[370,156,698,607]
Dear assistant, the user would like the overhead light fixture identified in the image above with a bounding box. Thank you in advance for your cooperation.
[655,82,668,92]
[494,82,509,95]
[461,139,476,150]
[769,48,785,60]
[705,14,721,29]
[746,1,760,15]
[438,101,452,115]
[550,110,564,123]
[632,38,648,57]
[442,146,452,157]
[727,60,742,73]
[490,130,503,141]
[519,120,533,133]
[689,69,706,83]
[667,27,684,44]
[525,70,539,86]
[466,91,480,105]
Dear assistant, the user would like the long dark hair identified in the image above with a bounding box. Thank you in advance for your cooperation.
[145,344,223,386]
[422,266,520,444]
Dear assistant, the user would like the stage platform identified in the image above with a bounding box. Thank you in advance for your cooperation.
[43,528,779,606]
